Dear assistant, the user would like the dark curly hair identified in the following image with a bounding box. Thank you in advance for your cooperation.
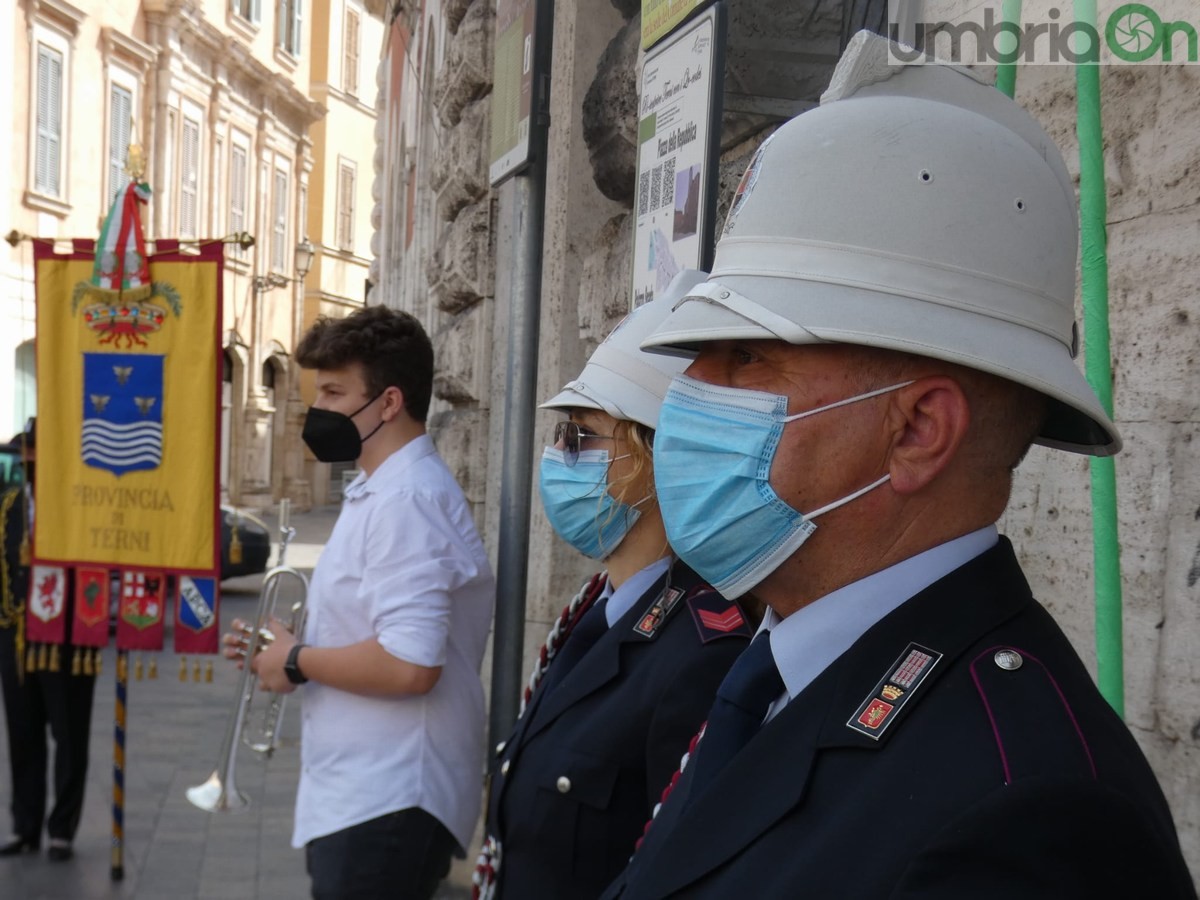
[295,305,434,422]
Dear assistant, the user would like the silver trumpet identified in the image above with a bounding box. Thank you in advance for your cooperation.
[186,499,310,813]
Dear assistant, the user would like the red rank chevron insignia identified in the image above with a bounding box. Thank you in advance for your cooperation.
[688,590,752,644]
[697,607,745,633]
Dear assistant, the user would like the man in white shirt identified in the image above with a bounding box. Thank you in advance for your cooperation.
[227,305,495,900]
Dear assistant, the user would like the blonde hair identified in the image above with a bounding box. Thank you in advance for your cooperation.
[592,419,663,559]
[607,419,656,508]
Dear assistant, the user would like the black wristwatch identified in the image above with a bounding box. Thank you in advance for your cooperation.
[284,643,309,685]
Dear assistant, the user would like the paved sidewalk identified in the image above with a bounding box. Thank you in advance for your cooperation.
[0,505,475,899]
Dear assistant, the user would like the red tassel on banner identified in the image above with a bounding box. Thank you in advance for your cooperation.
[115,569,166,651]
[26,565,68,646]
[72,566,111,649]
[174,575,220,655]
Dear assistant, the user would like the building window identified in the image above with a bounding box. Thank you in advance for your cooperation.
[278,0,302,56]
[108,84,133,204]
[343,7,360,96]
[232,0,260,23]
[336,162,355,251]
[180,116,201,238]
[229,142,248,256]
[35,44,64,197]
[271,167,288,272]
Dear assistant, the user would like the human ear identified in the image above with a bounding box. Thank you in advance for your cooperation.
[383,385,407,422]
[887,377,970,495]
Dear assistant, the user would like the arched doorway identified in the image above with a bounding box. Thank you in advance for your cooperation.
[221,349,235,499]
[13,340,35,433]
[262,355,284,496]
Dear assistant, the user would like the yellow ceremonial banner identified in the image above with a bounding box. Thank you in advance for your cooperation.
[33,241,222,574]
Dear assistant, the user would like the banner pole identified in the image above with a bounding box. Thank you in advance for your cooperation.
[111,649,127,880]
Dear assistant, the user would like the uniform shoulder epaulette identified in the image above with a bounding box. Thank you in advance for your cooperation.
[967,644,1097,783]
[686,588,752,643]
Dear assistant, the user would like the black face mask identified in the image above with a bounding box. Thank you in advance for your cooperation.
[302,394,385,463]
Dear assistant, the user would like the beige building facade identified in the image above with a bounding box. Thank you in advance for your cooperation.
[299,0,386,505]
[2,0,386,512]
[373,0,1200,879]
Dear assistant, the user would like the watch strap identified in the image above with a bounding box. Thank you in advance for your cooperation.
[285,642,309,684]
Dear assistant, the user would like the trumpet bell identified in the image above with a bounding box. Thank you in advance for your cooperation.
[186,771,250,813]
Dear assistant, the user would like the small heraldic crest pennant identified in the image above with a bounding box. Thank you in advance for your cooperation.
[116,569,166,651]
[26,564,68,645]
[30,565,66,623]
[178,576,216,632]
[120,570,164,630]
[175,575,219,654]
[71,566,111,648]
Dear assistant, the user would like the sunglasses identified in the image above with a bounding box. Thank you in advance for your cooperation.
[553,420,615,467]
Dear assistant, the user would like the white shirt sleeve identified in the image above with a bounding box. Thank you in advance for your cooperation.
[362,488,483,668]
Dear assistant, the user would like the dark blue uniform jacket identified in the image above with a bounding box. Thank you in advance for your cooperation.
[488,561,751,899]
[604,539,1196,899]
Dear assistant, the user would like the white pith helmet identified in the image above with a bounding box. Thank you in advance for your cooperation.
[642,30,1120,456]
[542,269,709,430]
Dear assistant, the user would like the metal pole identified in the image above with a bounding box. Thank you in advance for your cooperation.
[488,0,555,749]
[1073,0,1124,717]
[994,0,1022,98]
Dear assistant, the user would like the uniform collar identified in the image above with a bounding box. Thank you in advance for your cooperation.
[765,525,998,703]
[601,556,672,627]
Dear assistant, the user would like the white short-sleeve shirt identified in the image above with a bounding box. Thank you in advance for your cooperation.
[292,434,495,850]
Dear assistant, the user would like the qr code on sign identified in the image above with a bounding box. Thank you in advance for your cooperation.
[638,171,650,216]
[661,158,676,210]
[650,164,662,211]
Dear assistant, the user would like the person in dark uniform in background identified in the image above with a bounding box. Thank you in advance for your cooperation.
[475,272,754,900]
[602,32,1196,900]
[0,418,97,862]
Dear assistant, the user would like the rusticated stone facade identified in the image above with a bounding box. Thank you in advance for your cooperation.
[371,1,1200,882]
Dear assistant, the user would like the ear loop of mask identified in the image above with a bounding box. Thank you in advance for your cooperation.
[355,392,389,445]
[781,381,914,422]
[783,379,915,519]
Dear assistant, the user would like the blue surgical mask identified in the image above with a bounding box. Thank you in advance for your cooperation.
[539,448,642,560]
[654,375,912,598]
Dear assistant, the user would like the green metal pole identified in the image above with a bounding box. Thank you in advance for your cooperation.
[1073,0,1124,717]
[995,0,1022,97]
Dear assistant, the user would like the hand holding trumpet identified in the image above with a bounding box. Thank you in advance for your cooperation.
[222,617,299,694]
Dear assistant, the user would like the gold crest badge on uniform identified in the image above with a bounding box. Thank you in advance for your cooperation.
[847,643,942,740]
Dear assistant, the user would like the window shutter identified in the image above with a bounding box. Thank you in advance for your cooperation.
[344,9,360,95]
[181,117,201,238]
[292,0,303,55]
[338,164,355,250]
[35,46,63,196]
[230,144,247,253]
[109,85,133,204]
[272,169,288,271]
